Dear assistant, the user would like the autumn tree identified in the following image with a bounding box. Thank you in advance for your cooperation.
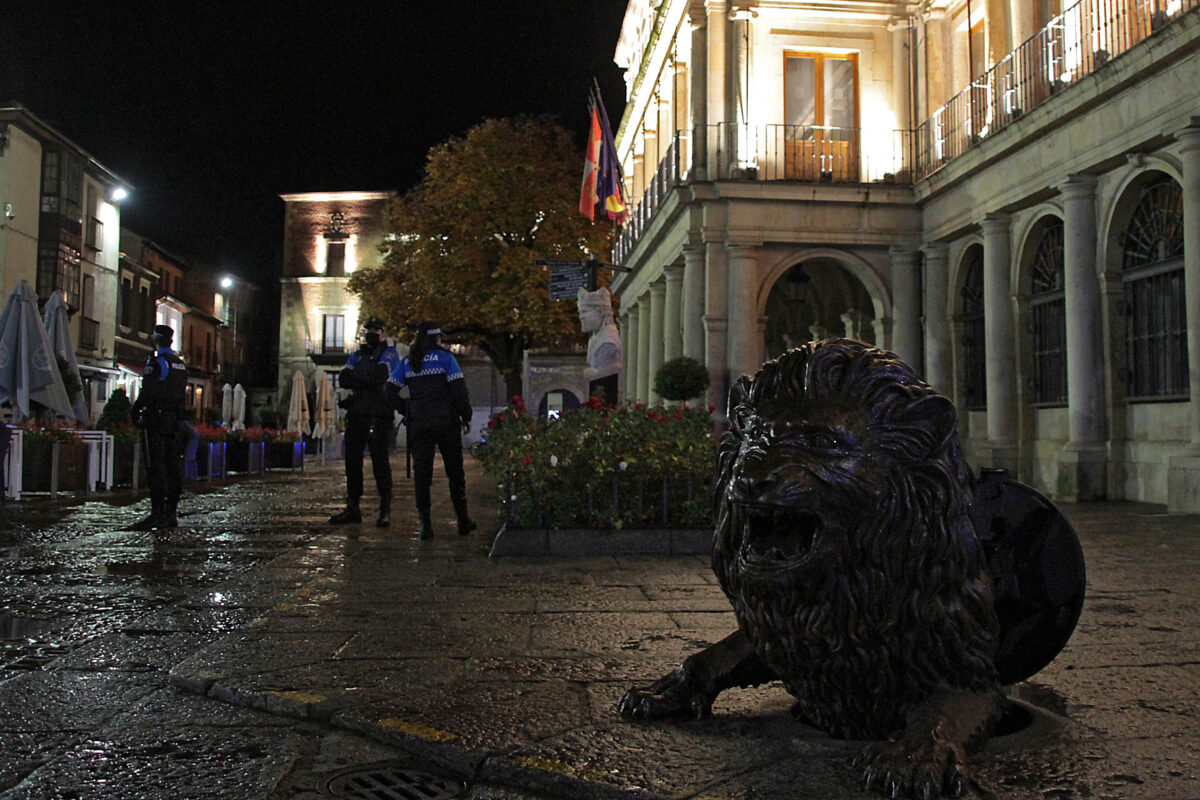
[348,116,614,399]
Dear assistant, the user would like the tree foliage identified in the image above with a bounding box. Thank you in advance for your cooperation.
[348,116,614,397]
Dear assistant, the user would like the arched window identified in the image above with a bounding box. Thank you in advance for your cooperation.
[960,246,986,410]
[1122,176,1187,400]
[1031,222,1066,405]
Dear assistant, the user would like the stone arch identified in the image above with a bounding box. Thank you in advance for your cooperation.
[1102,164,1182,276]
[757,248,888,359]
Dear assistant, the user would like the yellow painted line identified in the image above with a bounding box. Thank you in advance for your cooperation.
[512,755,606,783]
[377,718,459,743]
[268,690,327,704]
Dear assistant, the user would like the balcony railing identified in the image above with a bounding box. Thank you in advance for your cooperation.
[915,0,1195,179]
[615,0,1198,264]
[615,124,911,264]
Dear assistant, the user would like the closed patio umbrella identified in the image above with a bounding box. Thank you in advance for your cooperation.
[42,291,88,423]
[231,384,247,432]
[286,370,310,436]
[221,383,234,429]
[0,280,76,422]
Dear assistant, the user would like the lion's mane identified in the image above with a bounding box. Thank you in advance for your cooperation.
[712,339,999,739]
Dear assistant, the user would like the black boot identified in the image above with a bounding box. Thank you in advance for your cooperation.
[329,501,362,524]
[159,500,179,529]
[131,500,162,531]
[376,494,391,528]
[451,489,477,536]
[417,509,433,539]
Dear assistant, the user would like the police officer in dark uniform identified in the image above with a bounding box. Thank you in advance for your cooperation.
[329,317,402,527]
[129,325,188,530]
[394,321,474,539]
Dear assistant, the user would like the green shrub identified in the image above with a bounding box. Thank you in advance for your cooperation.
[477,395,717,529]
[96,388,133,432]
[654,357,710,402]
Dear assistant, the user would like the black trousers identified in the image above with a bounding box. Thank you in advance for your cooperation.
[344,414,393,501]
[144,419,184,506]
[409,423,465,512]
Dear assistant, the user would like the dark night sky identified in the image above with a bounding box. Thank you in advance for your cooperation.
[1,2,629,288]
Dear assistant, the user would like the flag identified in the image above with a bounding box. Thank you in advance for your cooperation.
[594,93,628,224]
[579,104,601,221]
[579,90,628,224]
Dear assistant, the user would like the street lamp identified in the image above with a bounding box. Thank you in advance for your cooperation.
[220,276,237,382]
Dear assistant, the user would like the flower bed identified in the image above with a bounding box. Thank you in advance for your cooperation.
[477,396,717,530]
[19,425,89,494]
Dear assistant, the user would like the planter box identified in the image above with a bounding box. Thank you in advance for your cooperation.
[488,523,712,557]
[21,441,89,494]
[200,442,226,478]
[265,441,303,470]
[226,440,265,474]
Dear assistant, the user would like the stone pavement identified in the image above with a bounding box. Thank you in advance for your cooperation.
[159,455,1199,800]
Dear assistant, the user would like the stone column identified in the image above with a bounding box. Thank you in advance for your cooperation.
[649,281,667,402]
[922,242,952,393]
[726,244,761,380]
[1168,122,1200,511]
[636,292,652,403]
[682,245,706,360]
[688,4,707,180]
[1058,174,1107,500]
[924,8,948,112]
[982,213,1019,472]
[663,264,684,363]
[622,306,639,403]
[706,0,728,175]
[705,238,730,411]
[890,246,923,374]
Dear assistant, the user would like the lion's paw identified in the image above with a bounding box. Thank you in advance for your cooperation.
[855,738,969,799]
[617,676,712,721]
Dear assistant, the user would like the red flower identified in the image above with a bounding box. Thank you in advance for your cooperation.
[521,455,532,467]
[585,396,603,410]
[674,410,683,420]
[707,405,716,413]
[634,402,643,410]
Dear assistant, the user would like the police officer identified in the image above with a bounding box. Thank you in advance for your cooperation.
[129,325,188,530]
[394,321,474,539]
[329,317,402,527]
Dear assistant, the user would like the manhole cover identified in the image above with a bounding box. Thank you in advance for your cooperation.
[321,762,467,800]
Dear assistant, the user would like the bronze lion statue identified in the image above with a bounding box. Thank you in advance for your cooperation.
[620,339,1004,799]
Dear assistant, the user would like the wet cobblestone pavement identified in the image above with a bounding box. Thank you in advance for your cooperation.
[1,455,1198,799]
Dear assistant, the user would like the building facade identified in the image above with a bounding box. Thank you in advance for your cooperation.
[1,103,128,422]
[610,0,1200,510]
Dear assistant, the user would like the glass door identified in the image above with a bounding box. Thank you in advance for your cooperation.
[784,52,859,181]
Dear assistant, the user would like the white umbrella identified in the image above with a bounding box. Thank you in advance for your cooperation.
[42,291,88,423]
[231,384,247,431]
[221,383,234,428]
[311,371,335,439]
[286,370,310,435]
[0,280,75,422]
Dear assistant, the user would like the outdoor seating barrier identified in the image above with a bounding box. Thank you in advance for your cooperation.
[3,428,113,500]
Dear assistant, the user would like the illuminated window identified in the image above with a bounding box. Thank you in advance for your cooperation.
[1122,176,1187,400]
[783,52,859,181]
[1030,222,1066,405]
[323,314,345,354]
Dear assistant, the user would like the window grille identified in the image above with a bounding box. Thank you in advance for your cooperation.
[960,247,986,410]
[1030,222,1066,405]
[1122,177,1187,400]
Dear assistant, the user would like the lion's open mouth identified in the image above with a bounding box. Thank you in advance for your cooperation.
[737,502,822,568]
